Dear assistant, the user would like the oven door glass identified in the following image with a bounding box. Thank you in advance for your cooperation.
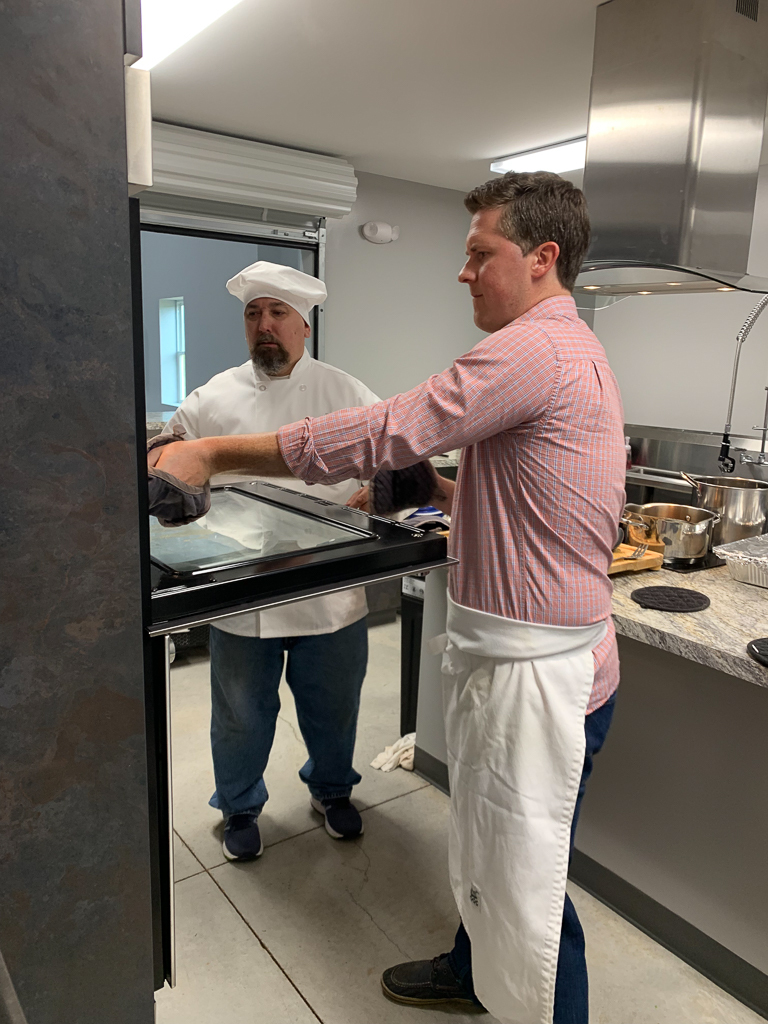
[150,487,371,576]
[148,481,452,633]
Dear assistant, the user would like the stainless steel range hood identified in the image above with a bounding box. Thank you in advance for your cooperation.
[575,0,768,297]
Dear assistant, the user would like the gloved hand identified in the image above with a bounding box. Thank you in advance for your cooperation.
[369,461,443,516]
[147,427,211,527]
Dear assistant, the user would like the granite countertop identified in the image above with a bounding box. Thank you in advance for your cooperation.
[612,565,768,687]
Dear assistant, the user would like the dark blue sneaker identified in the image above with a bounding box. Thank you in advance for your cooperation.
[310,796,364,839]
[222,813,264,861]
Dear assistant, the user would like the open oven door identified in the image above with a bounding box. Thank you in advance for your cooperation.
[148,480,455,988]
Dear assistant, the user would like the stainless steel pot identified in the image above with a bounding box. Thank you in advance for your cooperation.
[623,503,720,566]
[681,472,768,546]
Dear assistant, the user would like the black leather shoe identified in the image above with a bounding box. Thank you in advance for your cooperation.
[381,954,476,1006]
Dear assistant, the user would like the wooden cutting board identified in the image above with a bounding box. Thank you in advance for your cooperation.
[609,544,664,575]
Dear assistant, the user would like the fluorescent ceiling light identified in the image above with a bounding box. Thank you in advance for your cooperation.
[490,138,587,175]
[134,0,245,70]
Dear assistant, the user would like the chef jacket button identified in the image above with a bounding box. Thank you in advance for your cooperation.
[299,385,307,391]
[259,384,267,391]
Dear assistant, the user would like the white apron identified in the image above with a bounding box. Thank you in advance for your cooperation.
[440,594,607,1024]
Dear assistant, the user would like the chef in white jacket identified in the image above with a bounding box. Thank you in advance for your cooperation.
[163,261,379,860]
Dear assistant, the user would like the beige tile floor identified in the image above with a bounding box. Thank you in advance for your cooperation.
[156,621,765,1024]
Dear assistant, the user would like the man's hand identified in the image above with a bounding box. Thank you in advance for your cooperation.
[346,485,370,512]
[152,438,215,487]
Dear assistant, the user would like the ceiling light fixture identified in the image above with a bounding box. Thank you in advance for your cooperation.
[717,286,735,291]
[134,0,245,70]
[490,138,587,176]
[582,285,601,291]
[666,282,682,286]
[637,291,652,295]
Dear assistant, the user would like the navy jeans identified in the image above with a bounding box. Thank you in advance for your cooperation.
[447,692,617,1024]
[208,617,368,818]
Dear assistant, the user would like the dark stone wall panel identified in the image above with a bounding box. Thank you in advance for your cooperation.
[0,0,154,1022]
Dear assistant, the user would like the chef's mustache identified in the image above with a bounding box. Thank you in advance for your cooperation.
[254,332,288,353]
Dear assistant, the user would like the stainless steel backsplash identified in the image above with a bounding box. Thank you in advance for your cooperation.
[626,424,768,503]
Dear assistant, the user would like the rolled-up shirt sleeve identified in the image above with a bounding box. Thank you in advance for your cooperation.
[278,322,559,484]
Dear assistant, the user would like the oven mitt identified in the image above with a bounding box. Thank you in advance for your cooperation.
[147,426,211,527]
[369,460,441,516]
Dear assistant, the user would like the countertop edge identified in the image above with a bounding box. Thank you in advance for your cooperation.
[612,612,768,689]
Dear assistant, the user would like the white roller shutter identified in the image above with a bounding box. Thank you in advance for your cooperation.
[149,122,357,219]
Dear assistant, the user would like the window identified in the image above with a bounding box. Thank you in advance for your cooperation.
[159,297,186,408]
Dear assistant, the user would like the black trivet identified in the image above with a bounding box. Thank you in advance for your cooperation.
[631,586,710,612]
[747,638,768,668]
[664,552,726,574]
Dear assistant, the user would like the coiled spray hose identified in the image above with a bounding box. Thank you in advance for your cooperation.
[719,294,768,472]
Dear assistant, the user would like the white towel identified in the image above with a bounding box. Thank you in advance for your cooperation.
[370,733,416,772]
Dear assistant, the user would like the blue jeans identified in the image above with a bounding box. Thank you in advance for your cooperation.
[208,617,368,818]
[447,692,617,1024]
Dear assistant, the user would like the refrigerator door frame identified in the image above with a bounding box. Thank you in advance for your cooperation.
[138,219,325,361]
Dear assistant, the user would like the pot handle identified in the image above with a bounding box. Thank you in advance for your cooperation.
[680,471,700,491]
[621,511,649,530]
[683,512,721,532]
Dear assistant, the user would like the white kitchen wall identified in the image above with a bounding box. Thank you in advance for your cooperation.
[594,290,768,436]
[324,171,484,398]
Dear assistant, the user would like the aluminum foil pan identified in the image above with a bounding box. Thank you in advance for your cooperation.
[713,534,768,589]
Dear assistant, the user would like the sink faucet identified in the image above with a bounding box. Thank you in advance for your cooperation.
[740,387,768,467]
[719,294,768,473]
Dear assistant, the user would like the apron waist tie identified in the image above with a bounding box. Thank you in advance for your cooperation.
[446,594,608,662]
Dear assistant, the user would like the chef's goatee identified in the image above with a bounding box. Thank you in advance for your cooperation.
[251,333,290,375]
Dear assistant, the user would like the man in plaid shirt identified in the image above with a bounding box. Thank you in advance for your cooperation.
[154,172,626,1024]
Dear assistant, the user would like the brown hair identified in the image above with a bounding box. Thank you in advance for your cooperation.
[463,171,590,292]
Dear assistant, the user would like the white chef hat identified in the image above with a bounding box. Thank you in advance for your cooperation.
[226,261,327,324]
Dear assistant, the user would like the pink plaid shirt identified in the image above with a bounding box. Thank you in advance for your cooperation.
[279,296,626,712]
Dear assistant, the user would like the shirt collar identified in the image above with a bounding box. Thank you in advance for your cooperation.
[515,294,579,324]
[250,347,312,385]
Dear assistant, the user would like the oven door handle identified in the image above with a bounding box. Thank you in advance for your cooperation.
[163,635,176,989]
